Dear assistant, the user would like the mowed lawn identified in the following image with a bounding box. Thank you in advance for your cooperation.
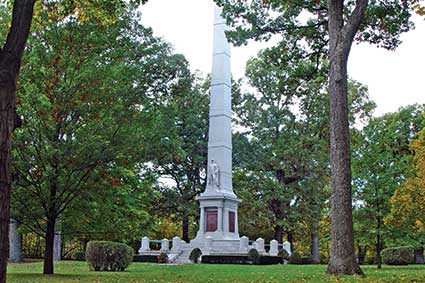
[7,261,425,283]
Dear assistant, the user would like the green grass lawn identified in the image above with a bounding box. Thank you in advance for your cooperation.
[7,261,425,283]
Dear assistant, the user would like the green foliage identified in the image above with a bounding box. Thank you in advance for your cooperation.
[288,252,302,264]
[201,255,283,265]
[215,0,417,51]
[86,241,133,271]
[157,253,168,264]
[133,255,158,263]
[352,104,425,253]
[189,248,202,263]
[278,249,289,260]
[9,4,188,247]
[381,246,415,265]
[144,75,209,240]
[233,40,374,242]
[247,248,260,263]
[73,252,85,261]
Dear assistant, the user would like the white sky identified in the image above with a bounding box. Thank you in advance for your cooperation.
[140,0,425,117]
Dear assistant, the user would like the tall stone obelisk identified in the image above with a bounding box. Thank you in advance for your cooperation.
[194,5,240,242]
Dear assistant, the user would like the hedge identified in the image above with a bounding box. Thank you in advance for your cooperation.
[133,254,158,263]
[86,241,133,271]
[189,248,203,263]
[201,255,283,265]
[381,246,414,265]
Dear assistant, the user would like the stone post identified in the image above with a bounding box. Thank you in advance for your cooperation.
[139,236,150,253]
[239,236,249,253]
[9,219,22,263]
[283,241,292,256]
[255,238,265,254]
[171,236,181,252]
[160,238,169,252]
[53,232,61,261]
[269,240,278,256]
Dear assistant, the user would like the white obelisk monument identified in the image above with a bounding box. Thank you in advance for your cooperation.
[194,5,241,243]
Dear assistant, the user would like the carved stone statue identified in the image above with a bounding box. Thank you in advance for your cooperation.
[208,160,220,187]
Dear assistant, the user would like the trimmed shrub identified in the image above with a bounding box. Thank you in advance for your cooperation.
[301,256,313,264]
[202,255,248,264]
[74,251,86,261]
[381,246,414,265]
[157,252,168,263]
[133,254,158,263]
[189,248,202,263]
[86,241,133,271]
[258,256,283,265]
[278,249,289,260]
[288,252,302,264]
[320,257,329,264]
[248,248,260,263]
[201,255,283,265]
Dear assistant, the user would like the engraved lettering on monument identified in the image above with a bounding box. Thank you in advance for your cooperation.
[206,209,218,232]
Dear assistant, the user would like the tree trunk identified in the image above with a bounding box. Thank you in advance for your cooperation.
[326,0,368,276]
[376,233,382,269]
[43,217,56,274]
[310,217,321,264]
[0,1,36,282]
[357,245,367,265]
[274,225,284,244]
[414,247,424,264]
[182,216,189,243]
[287,232,294,246]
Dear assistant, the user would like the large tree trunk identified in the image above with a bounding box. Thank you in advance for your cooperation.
[0,1,35,282]
[43,217,56,274]
[310,216,321,264]
[326,0,368,276]
[274,225,284,244]
[182,216,189,243]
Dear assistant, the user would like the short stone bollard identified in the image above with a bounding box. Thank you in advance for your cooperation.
[255,238,265,254]
[160,238,169,252]
[171,236,181,252]
[269,239,278,256]
[139,236,150,253]
[283,241,292,256]
[239,236,249,253]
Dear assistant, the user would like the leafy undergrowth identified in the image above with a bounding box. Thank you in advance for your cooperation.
[7,261,425,283]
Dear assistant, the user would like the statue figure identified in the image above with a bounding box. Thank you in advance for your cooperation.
[208,160,220,187]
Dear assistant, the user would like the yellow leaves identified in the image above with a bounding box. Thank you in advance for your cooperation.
[387,127,425,232]
[414,3,425,16]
